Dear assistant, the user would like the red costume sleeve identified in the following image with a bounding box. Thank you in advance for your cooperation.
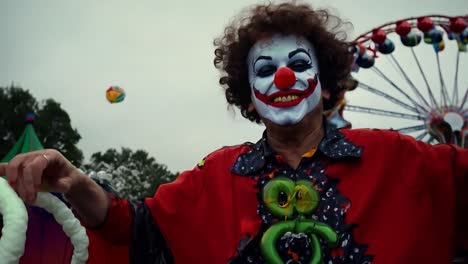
[452,146,468,252]
[73,193,131,264]
[397,133,468,251]
[86,194,132,245]
[145,161,208,260]
[144,146,257,263]
[84,146,251,263]
[443,144,468,251]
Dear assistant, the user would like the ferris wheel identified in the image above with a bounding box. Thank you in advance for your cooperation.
[338,15,468,148]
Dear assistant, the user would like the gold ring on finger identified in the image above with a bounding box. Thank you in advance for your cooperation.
[42,154,50,166]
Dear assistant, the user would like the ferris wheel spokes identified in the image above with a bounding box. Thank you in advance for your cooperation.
[435,52,451,107]
[345,105,425,120]
[452,50,461,106]
[358,82,420,113]
[396,124,427,133]
[410,48,438,108]
[415,131,429,141]
[387,53,432,109]
[371,66,428,113]
[459,88,468,111]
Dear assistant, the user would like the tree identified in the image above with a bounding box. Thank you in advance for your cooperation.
[0,86,84,166]
[34,99,83,166]
[83,147,177,200]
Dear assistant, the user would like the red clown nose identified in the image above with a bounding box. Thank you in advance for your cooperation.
[274,67,296,89]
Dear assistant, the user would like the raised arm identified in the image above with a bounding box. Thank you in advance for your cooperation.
[397,133,468,255]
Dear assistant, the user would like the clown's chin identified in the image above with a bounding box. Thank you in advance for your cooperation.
[262,106,308,127]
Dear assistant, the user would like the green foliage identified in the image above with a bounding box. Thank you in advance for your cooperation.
[0,86,84,166]
[84,147,177,200]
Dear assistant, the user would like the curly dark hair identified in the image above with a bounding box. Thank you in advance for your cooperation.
[214,2,353,123]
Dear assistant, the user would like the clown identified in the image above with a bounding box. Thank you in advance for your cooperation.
[247,35,322,126]
[1,2,467,264]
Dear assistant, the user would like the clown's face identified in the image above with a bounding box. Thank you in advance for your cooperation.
[247,35,321,126]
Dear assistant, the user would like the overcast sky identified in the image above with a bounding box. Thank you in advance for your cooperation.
[0,0,466,172]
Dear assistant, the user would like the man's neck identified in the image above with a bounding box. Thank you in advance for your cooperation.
[264,107,324,169]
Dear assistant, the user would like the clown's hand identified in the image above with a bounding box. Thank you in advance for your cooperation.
[0,149,84,204]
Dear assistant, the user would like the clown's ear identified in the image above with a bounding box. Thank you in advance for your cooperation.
[322,89,331,100]
[247,103,255,113]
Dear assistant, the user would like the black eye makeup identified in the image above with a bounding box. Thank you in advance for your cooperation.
[287,59,312,72]
[253,55,275,77]
[256,65,277,77]
[252,47,314,77]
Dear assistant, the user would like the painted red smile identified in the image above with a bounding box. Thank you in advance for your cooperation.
[253,74,319,108]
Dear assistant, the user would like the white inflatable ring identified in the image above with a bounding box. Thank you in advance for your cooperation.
[0,177,89,264]
[0,177,28,264]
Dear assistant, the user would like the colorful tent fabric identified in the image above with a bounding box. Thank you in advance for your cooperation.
[1,122,44,163]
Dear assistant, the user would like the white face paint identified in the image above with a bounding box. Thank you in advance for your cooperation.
[247,35,322,126]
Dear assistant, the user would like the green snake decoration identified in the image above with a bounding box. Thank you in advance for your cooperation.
[260,178,338,264]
